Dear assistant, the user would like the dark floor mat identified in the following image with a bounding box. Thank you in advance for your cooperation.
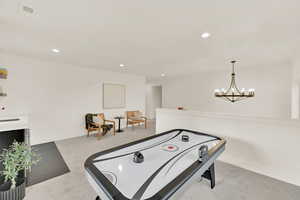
[27,142,70,186]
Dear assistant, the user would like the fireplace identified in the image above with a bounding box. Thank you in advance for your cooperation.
[0,129,25,170]
[0,117,30,184]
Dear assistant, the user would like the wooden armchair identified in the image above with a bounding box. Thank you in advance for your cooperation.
[126,111,147,129]
[85,113,100,136]
[85,113,116,138]
[97,113,116,136]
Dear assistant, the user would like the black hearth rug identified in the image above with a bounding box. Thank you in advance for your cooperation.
[26,142,70,186]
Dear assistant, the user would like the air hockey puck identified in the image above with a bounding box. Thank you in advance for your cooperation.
[182,135,189,142]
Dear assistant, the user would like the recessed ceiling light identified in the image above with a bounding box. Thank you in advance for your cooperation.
[201,32,211,39]
[120,64,125,67]
[22,6,34,14]
[52,49,60,53]
[161,73,166,77]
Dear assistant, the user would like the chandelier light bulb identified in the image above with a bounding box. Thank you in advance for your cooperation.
[214,89,220,93]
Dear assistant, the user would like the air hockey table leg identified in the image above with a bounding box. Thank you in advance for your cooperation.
[202,163,215,189]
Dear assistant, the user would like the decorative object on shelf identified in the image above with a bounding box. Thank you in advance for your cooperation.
[214,60,255,103]
[0,142,40,200]
[177,107,184,110]
[0,68,7,79]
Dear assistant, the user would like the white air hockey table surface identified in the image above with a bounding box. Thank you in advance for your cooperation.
[84,129,226,200]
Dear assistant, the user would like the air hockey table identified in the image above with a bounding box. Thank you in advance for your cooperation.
[84,129,226,200]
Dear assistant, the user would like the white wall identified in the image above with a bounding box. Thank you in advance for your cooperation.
[162,65,292,119]
[291,61,300,119]
[0,53,146,145]
[291,83,299,119]
[157,64,300,186]
[146,85,162,119]
[156,108,300,186]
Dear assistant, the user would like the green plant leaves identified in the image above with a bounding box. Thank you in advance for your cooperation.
[0,141,40,189]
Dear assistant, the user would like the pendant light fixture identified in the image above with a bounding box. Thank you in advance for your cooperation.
[214,60,255,103]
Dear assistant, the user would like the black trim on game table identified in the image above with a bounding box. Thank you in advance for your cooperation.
[93,130,183,163]
[84,129,226,200]
[132,138,218,200]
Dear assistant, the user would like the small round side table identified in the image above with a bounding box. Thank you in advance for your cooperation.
[114,116,125,132]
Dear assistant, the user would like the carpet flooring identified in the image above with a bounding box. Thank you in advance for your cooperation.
[25,122,300,200]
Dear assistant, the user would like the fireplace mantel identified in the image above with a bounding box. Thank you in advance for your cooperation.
[0,116,29,132]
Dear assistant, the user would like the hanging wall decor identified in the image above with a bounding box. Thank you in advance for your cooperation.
[0,68,7,79]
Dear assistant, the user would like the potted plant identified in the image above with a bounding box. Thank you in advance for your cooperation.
[0,142,39,200]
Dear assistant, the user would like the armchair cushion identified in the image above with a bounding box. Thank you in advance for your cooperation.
[127,111,147,124]
[85,113,99,129]
[94,115,104,125]
[128,111,145,120]
[101,124,113,136]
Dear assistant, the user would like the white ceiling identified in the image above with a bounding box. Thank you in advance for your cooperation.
[0,0,300,80]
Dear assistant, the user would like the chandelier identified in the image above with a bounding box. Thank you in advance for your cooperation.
[214,60,255,103]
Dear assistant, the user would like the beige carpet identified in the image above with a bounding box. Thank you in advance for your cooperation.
[25,122,300,200]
